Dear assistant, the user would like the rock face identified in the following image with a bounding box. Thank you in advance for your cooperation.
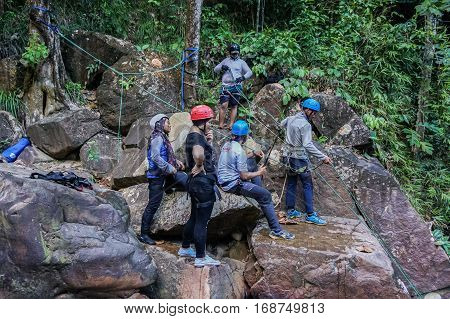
[251,84,285,140]
[145,243,247,298]
[15,145,54,166]
[61,30,136,87]
[123,117,152,149]
[245,219,409,299]
[121,183,260,240]
[96,53,180,133]
[111,148,148,189]
[311,93,371,147]
[0,165,156,298]
[0,111,23,151]
[27,109,104,159]
[168,112,192,159]
[328,146,450,293]
[80,133,122,178]
[0,57,24,91]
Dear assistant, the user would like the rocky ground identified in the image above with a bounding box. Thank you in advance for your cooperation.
[0,31,448,299]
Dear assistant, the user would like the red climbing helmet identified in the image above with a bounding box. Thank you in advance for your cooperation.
[190,105,214,121]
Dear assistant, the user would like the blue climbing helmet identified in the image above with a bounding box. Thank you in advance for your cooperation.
[231,120,249,136]
[301,98,321,112]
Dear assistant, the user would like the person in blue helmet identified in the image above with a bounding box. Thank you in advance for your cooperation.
[281,98,332,225]
[139,114,188,245]
[218,120,295,240]
[214,43,253,130]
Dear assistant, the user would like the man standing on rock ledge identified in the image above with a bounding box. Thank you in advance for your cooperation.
[281,98,332,225]
[214,43,253,130]
[139,114,188,245]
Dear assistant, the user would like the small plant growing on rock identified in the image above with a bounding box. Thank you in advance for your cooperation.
[21,33,49,67]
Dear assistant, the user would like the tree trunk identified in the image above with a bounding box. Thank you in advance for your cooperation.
[23,0,74,125]
[256,0,260,32]
[0,0,4,15]
[413,11,436,155]
[184,0,203,108]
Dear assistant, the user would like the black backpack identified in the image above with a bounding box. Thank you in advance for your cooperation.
[30,171,93,191]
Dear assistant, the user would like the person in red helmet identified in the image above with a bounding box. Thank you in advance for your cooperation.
[178,105,221,268]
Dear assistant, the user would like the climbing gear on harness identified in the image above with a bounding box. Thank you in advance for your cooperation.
[228,43,240,53]
[231,120,249,136]
[190,105,214,121]
[150,114,168,130]
[138,233,156,245]
[305,212,327,226]
[221,65,230,72]
[30,171,93,191]
[178,247,196,258]
[269,229,295,240]
[235,76,244,84]
[302,98,321,112]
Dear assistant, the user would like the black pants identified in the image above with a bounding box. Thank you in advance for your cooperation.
[181,174,216,258]
[141,172,188,234]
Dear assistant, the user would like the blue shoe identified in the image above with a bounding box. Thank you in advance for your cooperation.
[286,209,303,219]
[305,212,327,225]
[178,247,196,258]
[194,255,221,267]
[269,229,295,240]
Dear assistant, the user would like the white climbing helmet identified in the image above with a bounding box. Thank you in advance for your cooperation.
[149,114,168,130]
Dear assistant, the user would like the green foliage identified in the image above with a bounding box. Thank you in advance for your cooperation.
[86,62,100,80]
[0,90,25,120]
[65,81,86,106]
[21,33,49,67]
[86,141,100,162]
[119,77,136,91]
[432,229,450,255]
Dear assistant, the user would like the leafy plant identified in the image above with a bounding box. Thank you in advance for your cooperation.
[65,81,86,106]
[119,76,136,90]
[432,229,450,255]
[0,90,25,120]
[86,141,100,162]
[86,61,100,80]
[21,33,49,67]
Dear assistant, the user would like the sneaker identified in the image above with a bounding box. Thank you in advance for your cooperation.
[286,209,303,219]
[269,229,295,240]
[305,212,327,225]
[178,247,196,258]
[138,233,156,245]
[194,255,221,268]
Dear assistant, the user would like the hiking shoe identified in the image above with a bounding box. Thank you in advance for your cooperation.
[305,212,327,226]
[286,209,304,219]
[269,229,295,240]
[194,255,221,268]
[138,234,156,245]
[178,247,196,258]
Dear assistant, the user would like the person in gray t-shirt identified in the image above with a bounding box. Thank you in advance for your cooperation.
[214,43,253,129]
[218,120,295,241]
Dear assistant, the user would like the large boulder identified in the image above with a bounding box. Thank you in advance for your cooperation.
[145,243,247,298]
[0,164,156,298]
[120,183,260,240]
[123,117,152,149]
[328,146,450,293]
[311,93,371,147]
[15,145,54,166]
[245,219,409,299]
[0,57,24,91]
[26,109,104,159]
[251,83,285,140]
[111,148,147,189]
[168,112,192,159]
[0,111,24,151]
[80,133,122,178]
[61,30,136,87]
[96,53,180,133]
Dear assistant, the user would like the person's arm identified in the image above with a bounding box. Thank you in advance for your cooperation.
[150,136,176,174]
[240,166,266,180]
[191,144,205,176]
[214,59,227,74]
[280,117,290,129]
[300,123,327,161]
[241,60,253,80]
